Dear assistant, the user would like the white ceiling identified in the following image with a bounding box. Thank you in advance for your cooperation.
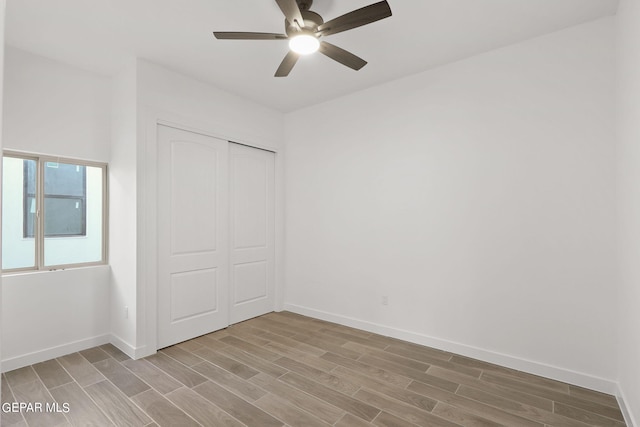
[5,0,619,112]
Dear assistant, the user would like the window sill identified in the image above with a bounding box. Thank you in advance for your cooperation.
[2,263,109,277]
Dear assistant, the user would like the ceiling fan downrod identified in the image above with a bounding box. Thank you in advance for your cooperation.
[296,0,313,11]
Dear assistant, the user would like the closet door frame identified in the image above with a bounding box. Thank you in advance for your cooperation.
[138,117,284,358]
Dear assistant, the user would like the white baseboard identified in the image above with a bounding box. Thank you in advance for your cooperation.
[284,303,618,395]
[1,334,160,374]
[108,334,136,359]
[617,387,638,427]
[1,334,111,373]
[109,334,155,360]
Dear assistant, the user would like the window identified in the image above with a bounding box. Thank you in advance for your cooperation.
[2,152,108,272]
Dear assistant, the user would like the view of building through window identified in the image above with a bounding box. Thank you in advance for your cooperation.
[24,161,87,238]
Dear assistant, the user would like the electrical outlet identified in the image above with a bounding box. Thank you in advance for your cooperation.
[381,296,389,306]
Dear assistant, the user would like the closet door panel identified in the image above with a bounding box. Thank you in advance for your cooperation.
[229,143,275,323]
[157,125,229,348]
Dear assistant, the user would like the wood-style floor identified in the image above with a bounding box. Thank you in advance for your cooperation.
[0,312,626,427]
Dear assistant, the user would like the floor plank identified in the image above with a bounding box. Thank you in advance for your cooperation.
[359,354,459,392]
[10,380,68,427]
[131,389,200,427]
[192,346,260,379]
[274,356,360,395]
[354,388,460,427]
[1,375,28,426]
[165,387,245,427]
[407,380,544,427]
[279,372,380,421]
[144,353,207,389]
[255,392,332,427]
[217,344,289,379]
[335,413,375,427]
[427,366,554,412]
[49,382,114,426]
[456,385,592,427]
[4,367,39,388]
[121,359,183,395]
[322,351,413,388]
[256,329,328,357]
[373,411,421,427]
[568,386,621,408]
[79,347,111,364]
[249,372,346,425]
[32,360,73,390]
[191,361,267,401]
[99,344,131,362]
[84,380,152,427]
[92,358,150,397]
[351,345,431,372]
[292,333,363,360]
[332,365,437,412]
[480,372,625,422]
[219,335,281,361]
[193,380,284,427]
[554,402,626,427]
[160,345,204,367]
[373,346,484,379]
[263,341,337,372]
[56,353,105,388]
[431,401,504,427]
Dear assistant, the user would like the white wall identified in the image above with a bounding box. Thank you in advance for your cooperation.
[129,60,285,357]
[284,18,617,391]
[109,62,138,355]
[3,47,110,160]
[137,60,284,151]
[615,0,640,424]
[2,267,110,370]
[1,47,111,370]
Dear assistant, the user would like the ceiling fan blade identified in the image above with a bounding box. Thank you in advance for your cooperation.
[275,51,300,77]
[214,32,288,40]
[317,1,392,37]
[319,42,367,71]
[275,0,305,27]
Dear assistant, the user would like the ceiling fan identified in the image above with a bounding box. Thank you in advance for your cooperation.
[213,0,392,77]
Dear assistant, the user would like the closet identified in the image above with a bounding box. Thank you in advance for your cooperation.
[156,125,275,348]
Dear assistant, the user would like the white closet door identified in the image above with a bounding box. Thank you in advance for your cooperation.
[157,125,229,348]
[229,143,275,324]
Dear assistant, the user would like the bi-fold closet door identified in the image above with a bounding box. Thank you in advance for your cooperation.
[157,125,275,348]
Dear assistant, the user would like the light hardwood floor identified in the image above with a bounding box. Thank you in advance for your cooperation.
[0,312,626,427]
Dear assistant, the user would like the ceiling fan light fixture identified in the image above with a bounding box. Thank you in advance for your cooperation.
[289,34,320,55]
[213,0,393,76]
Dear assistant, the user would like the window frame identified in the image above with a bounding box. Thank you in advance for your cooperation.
[2,151,109,273]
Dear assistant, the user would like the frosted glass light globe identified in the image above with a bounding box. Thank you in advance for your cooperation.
[289,34,320,55]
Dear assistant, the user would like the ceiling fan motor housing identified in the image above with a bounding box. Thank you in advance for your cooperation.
[285,10,324,36]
